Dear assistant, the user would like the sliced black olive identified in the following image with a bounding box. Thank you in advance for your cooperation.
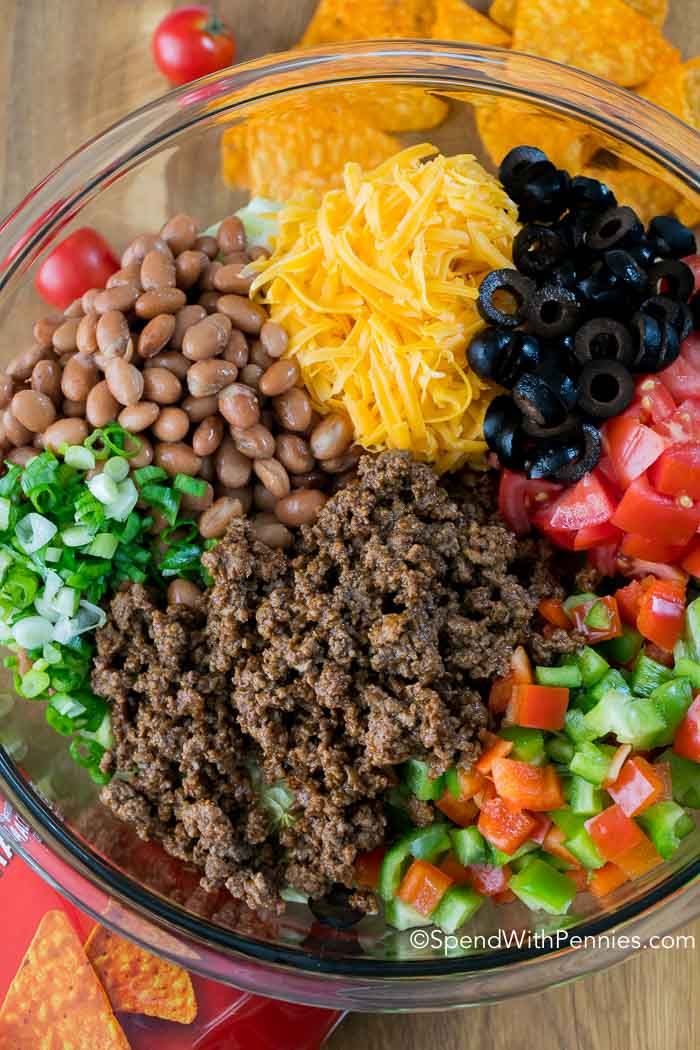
[576,262,636,317]
[522,412,581,440]
[648,215,697,259]
[477,269,535,328]
[586,205,644,252]
[568,174,617,212]
[467,328,543,388]
[554,422,602,483]
[627,238,658,269]
[528,441,582,480]
[631,311,681,372]
[513,224,567,278]
[603,250,649,298]
[512,373,567,427]
[513,163,571,223]
[499,146,548,193]
[309,886,365,930]
[549,258,580,291]
[525,283,580,338]
[641,295,693,341]
[535,360,579,410]
[646,259,694,302]
[574,317,635,367]
[555,212,592,253]
[483,396,528,470]
[577,359,635,418]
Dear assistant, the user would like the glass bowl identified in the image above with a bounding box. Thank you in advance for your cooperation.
[1,43,699,1012]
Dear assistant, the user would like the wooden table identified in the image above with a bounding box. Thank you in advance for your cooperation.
[2,2,699,1047]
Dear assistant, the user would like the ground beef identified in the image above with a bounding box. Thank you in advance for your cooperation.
[95,452,575,914]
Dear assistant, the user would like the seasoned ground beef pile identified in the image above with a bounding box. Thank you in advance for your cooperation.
[95,452,573,913]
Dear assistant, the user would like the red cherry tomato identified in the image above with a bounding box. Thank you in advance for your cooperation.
[34,227,119,310]
[152,6,236,85]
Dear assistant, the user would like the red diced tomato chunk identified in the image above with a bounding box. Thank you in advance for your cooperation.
[637,578,686,651]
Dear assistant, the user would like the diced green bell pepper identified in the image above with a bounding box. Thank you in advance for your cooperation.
[597,625,643,666]
[638,801,695,860]
[405,824,452,862]
[546,734,575,765]
[673,658,700,691]
[583,690,667,749]
[431,885,483,933]
[576,646,610,688]
[589,669,631,704]
[549,809,604,869]
[563,592,598,613]
[378,837,413,900]
[564,708,598,744]
[569,741,617,786]
[535,664,583,688]
[509,858,578,915]
[444,766,462,799]
[499,725,546,765]
[649,677,693,747]
[661,750,700,809]
[384,897,432,931]
[488,839,539,867]
[683,597,700,662]
[402,758,445,801]
[450,826,488,866]
[630,652,673,697]
[566,774,605,816]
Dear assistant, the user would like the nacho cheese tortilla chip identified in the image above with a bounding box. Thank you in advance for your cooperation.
[85,925,197,1026]
[432,0,511,46]
[475,101,598,173]
[581,164,681,225]
[340,85,449,133]
[513,0,679,87]
[0,911,129,1050]
[300,0,434,45]
[491,0,668,29]
[639,57,700,129]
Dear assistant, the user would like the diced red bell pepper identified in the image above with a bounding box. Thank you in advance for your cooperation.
[620,533,689,564]
[636,377,677,426]
[567,866,590,893]
[475,736,513,774]
[491,758,565,812]
[534,471,616,533]
[604,416,667,488]
[398,859,453,916]
[589,862,629,898]
[492,888,516,905]
[465,863,511,896]
[507,684,570,731]
[354,846,386,890]
[636,578,687,651]
[573,521,622,551]
[673,695,700,763]
[498,470,562,536]
[528,812,552,845]
[511,645,534,684]
[585,805,646,862]
[615,579,646,625]
[608,756,667,817]
[570,595,623,644]
[611,474,700,545]
[439,854,471,886]
[650,443,700,500]
[654,397,700,443]
[473,779,497,809]
[436,792,478,827]
[477,796,537,855]
[542,824,579,866]
[682,540,700,579]
[451,766,487,802]
[614,836,663,879]
[538,598,572,629]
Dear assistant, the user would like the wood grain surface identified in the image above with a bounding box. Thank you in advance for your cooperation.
[1,2,699,1048]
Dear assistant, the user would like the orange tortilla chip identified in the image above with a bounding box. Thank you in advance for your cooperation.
[432,0,511,46]
[513,0,679,87]
[300,0,434,46]
[0,910,129,1050]
[476,101,598,174]
[342,85,448,132]
[581,164,681,225]
[639,57,700,129]
[85,925,197,1025]
[491,0,667,29]
[489,0,516,31]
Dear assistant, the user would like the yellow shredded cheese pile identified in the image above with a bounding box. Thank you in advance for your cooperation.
[250,144,519,472]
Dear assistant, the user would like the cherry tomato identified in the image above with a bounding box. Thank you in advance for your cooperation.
[152,6,236,85]
[34,227,119,310]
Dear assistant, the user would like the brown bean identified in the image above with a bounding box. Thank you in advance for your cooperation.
[217,294,267,334]
[259,359,299,397]
[138,314,176,359]
[219,383,260,429]
[31,360,62,404]
[161,213,198,255]
[192,415,224,457]
[142,367,182,405]
[81,288,100,314]
[76,312,99,354]
[221,250,250,266]
[33,317,61,347]
[223,329,249,368]
[7,446,38,466]
[290,469,326,490]
[197,497,242,538]
[199,455,214,482]
[86,381,119,427]
[182,393,219,422]
[253,482,277,512]
[140,248,176,291]
[167,578,203,607]
[251,513,292,549]
[0,375,12,411]
[249,245,270,262]
[273,387,312,432]
[43,417,89,451]
[276,432,315,474]
[61,353,99,401]
[175,249,207,290]
[187,359,238,398]
[154,442,202,477]
[11,390,56,433]
[52,318,81,352]
[198,291,221,313]
[144,350,189,380]
[275,489,327,526]
[62,398,87,418]
[152,406,189,442]
[94,285,139,315]
[309,413,353,461]
[181,480,214,512]
[214,436,252,488]
[7,345,53,381]
[249,340,274,370]
[118,402,160,432]
[253,457,290,498]
[239,364,263,391]
[135,288,186,319]
[182,314,232,361]
[121,233,171,269]
[321,446,363,473]
[233,424,275,459]
[213,262,255,295]
[260,320,289,359]
[106,265,141,291]
[96,310,130,357]
[129,435,153,468]
[3,408,32,446]
[105,358,144,406]
[217,216,246,255]
[171,305,207,349]
[199,260,222,292]
[195,234,219,259]
[63,297,84,318]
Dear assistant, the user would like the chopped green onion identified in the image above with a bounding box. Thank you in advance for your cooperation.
[44,546,61,563]
[134,466,168,485]
[139,483,181,527]
[69,737,105,769]
[20,669,50,698]
[104,456,130,482]
[87,533,119,559]
[16,513,57,553]
[105,478,138,522]
[61,525,95,547]
[13,616,54,649]
[173,474,207,497]
[64,445,96,470]
[0,497,10,531]
[52,586,79,618]
[88,473,120,505]
[158,542,202,576]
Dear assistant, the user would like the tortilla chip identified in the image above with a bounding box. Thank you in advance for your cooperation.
[639,57,700,129]
[222,102,399,200]
[489,0,517,30]
[300,0,434,46]
[432,0,511,46]
[581,163,681,225]
[342,85,448,132]
[513,0,679,87]
[676,198,700,227]
[0,911,129,1050]
[85,925,197,1026]
[476,101,598,174]
[491,0,667,29]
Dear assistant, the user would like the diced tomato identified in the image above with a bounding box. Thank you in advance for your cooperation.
[615,579,646,625]
[650,443,700,501]
[542,824,579,866]
[508,684,569,731]
[620,533,689,563]
[589,862,629,898]
[451,766,487,802]
[570,595,623,644]
[682,254,700,293]
[604,416,667,488]
[585,805,645,862]
[635,376,677,426]
[682,540,700,579]
[465,863,511,896]
[673,695,700,763]
[354,846,386,890]
[608,756,667,817]
[511,645,534,684]
[654,397,700,444]
[491,758,565,812]
[528,812,552,845]
[436,792,478,827]
[541,526,579,551]
[489,674,513,715]
[597,454,625,495]
[475,737,513,774]
[658,333,700,403]
[614,837,664,879]
[637,578,687,651]
[477,796,537,855]
[573,521,622,551]
[611,474,700,544]
[439,854,471,886]
[538,598,572,629]
[534,471,615,533]
[498,470,562,536]
[398,859,453,916]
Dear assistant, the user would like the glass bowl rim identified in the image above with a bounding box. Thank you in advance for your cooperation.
[1,41,699,988]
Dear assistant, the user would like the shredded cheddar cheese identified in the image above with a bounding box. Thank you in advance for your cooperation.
[250,145,519,472]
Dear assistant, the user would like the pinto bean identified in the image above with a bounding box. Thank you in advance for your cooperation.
[94,285,139,314]
[151,406,189,442]
[144,351,189,380]
[11,390,56,433]
[33,317,61,347]
[7,345,53,381]
[61,353,99,401]
[273,387,312,432]
[118,402,160,432]
[167,578,203,606]
[135,288,186,319]
[192,415,224,456]
[161,213,199,255]
[76,312,99,354]
[276,433,315,474]
[154,442,202,477]
[275,489,327,526]
[187,359,238,398]
[253,457,290,498]
[43,417,89,451]
[52,318,81,352]
[217,294,267,334]
[171,304,207,349]
[198,496,245,538]
[213,436,252,488]
[259,359,299,397]
[175,250,208,290]
[260,321,288,359]
[138,314,176,358]
[219,383,259,429]
[232,424,275,459]
[86,381,119,427]
[97,310,130,357]
[141,248,176,291]
[105,358,144,406]
[182,314,232,361]
[31,360,62,404]
[309,413,354,461]
[251,513,292,549]
[121,233,171,269]
[195,234,219,259]
[217,216,246,255]
[142,367,182,405]
[182,393,219,423]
